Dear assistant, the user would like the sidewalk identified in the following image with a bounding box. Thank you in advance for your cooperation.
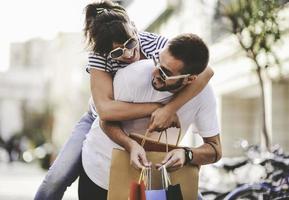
[0,162,78,200]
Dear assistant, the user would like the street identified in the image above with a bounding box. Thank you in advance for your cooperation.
[0,162,78,200]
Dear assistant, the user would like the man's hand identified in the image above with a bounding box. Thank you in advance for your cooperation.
[148,107,180,132]
[156,149,186,171]
[128,140,151,170]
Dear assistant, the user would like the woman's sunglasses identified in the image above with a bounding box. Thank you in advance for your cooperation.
[109,38,138,59]
[152,56,190,81]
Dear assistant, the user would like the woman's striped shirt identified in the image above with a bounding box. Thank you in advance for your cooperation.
[86,31,168,74]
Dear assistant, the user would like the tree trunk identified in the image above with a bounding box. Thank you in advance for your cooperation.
[256,67,270,150]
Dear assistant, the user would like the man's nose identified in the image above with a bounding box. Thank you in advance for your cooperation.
[153,70,164,82]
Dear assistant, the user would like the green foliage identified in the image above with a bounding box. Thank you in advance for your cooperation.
[221,0,281,68]
[220,0,286,149]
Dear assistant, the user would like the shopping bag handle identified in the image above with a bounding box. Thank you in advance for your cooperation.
[160,165,171,189]
[138,167,145,184]
[138,167,152,190]
[140,128,182,151]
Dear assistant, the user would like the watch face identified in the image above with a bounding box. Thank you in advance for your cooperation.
[188,151,193,161]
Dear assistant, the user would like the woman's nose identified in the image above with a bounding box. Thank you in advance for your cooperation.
[123,48,133,58]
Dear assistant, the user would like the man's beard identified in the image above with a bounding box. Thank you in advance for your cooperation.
[152,78,184,92]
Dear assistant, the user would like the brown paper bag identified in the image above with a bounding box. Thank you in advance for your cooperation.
[107,149,199,200]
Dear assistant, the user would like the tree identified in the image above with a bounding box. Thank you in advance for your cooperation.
[220,0,284,150]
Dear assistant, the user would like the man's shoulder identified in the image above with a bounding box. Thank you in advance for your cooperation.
[114,59,154,84]
[183,84,216,109]
[191,84,215,99]
[192,84,217,110]
[113,60,154,99]
[200,84,215,97]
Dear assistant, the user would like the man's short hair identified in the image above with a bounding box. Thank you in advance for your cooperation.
[167,33,209,75]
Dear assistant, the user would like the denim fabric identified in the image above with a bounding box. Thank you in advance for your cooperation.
[34,112,94,200]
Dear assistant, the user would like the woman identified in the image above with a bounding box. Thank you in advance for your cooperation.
[35,1,213,200]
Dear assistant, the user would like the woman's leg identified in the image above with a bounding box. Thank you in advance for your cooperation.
[78,164,107,200]
[34,111,95,200]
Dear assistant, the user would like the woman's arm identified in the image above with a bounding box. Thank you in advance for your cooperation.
[90,68,161,121]
[149,67,214,131]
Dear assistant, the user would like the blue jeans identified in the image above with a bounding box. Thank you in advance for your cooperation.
[34,112,94,200]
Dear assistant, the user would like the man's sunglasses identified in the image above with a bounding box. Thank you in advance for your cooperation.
[152,56,190,81]
[109,38,138,59]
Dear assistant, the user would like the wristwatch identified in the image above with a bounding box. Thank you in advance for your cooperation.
[183,147,193,165]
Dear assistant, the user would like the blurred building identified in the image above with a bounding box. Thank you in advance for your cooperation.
[128,0,289,155]
[0,33,90,149]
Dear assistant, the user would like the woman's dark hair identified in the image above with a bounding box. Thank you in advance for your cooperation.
[167,33,209,75]
[84,1,132,56]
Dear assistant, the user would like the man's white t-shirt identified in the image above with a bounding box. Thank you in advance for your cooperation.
[82,59,220,189]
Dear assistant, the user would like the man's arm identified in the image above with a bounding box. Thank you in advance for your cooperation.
[149,67,214,131]
[99,120,150,169]
[158,83,222,169]
[90,69,161,121]
[190,134,222,164]
[157,134,222,171]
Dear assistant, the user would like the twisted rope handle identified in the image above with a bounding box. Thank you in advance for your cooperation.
[138,167,145,184]
[161,165,171,189]
[140,128,182,152]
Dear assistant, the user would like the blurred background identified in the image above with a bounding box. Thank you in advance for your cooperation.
[0,0,289,199]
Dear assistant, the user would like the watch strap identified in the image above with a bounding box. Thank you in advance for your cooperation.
[183,147,193,165]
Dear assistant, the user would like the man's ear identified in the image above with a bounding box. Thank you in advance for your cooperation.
[185,75,197,85]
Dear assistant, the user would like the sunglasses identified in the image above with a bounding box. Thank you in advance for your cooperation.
[152,56,190,81]
[109,37,138,59]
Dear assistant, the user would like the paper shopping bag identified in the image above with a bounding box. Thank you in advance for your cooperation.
[144,166,167,200]
[166,184,183,200]
[107,149,199,200]
[129,168,146,200]
[108,129,198,200]
[145,190,166,200]
[162,166,183,200]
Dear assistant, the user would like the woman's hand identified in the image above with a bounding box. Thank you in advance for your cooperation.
[148,106,180,132]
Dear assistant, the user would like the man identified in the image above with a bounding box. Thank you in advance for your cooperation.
[79,33,222,199]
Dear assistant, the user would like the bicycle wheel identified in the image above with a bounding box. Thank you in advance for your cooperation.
[224,184,267,200]
[226,191,259,200]
[201,191,222,200]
